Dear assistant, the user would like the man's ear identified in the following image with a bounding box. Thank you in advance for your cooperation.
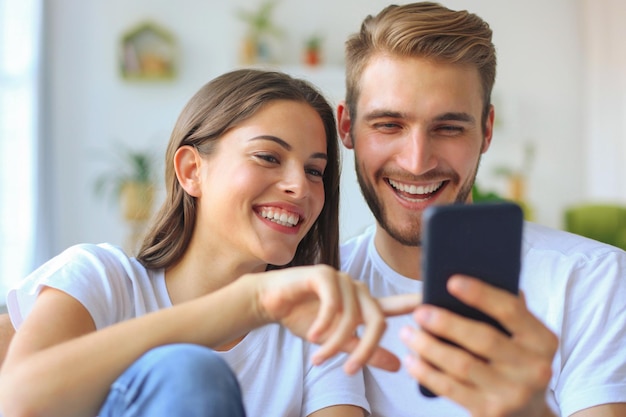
[174,145,202,197]
[481,104,495,154]
[337,101,354,149]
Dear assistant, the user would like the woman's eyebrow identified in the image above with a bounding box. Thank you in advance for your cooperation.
[250,135,327,160]
[250,135,292,150]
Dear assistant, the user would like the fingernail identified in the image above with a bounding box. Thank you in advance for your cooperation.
[416,307,434,324]
[344,361,359,375]
[404,354,418,369]
[449,275,469,291]
[400,325,413,342]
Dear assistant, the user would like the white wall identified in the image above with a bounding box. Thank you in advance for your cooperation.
[44,0,588,258]
[582,0,626,201]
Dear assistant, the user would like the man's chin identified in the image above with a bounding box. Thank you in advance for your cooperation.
[379,221,423,247]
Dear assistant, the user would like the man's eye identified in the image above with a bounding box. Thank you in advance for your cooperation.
[374,122,401,131]
[437,125,464,134]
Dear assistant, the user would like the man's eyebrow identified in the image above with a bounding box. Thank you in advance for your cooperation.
[363,110,406,122]
[434,112,476,124]
[363,110,475,125]
[250,135,327,160]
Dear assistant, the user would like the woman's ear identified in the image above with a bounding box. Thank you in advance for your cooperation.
[174,145,203,197]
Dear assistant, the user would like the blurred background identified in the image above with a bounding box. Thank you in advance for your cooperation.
[1,0,625,302]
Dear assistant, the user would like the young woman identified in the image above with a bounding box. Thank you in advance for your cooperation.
[0,69,418,417]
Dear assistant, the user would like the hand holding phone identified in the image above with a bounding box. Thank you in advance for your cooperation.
[418,202,523,398]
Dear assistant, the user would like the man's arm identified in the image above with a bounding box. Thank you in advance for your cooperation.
[571,404,626,416]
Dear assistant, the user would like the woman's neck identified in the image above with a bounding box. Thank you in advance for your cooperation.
[163,239,266,352]
[164,237,266,305]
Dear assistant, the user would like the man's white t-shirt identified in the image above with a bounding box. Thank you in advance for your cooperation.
[7,243,369,417]
[341,222,626,417]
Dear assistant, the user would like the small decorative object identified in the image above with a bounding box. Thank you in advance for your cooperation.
[236,0,283,64]
[94,144,159,253]
[119,21,177,81]
[94,144,158,221]
[303,34,323,67]
[493,141,536,219]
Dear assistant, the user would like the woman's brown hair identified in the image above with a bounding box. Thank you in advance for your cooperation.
[137,69,340,270]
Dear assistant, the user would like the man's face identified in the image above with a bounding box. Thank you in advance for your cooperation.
[339,55,494,246]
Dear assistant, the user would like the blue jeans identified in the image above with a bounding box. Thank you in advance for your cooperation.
[99,344,246,417]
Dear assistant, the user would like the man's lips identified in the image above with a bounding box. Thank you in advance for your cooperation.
[387,178,445,202]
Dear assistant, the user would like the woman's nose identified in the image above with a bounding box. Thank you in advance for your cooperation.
[280,166,308,198]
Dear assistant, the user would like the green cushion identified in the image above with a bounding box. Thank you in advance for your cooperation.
[564,204,626,250]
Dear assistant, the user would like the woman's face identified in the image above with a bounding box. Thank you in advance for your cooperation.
[195,100,328,268]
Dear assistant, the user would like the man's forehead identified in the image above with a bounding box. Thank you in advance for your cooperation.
[355,57,485,120]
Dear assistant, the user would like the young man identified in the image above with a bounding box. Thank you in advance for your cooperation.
[338,2,626,416]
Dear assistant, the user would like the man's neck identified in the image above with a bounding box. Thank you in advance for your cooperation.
[373,224,423,280]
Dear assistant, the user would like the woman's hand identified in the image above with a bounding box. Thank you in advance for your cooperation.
[245,264,420,374]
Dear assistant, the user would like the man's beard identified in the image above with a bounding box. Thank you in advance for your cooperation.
[354,152,481,247]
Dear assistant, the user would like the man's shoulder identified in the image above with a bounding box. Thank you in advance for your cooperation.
[522,221,626,283]
[523,221,626,258]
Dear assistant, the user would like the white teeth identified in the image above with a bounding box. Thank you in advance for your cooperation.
[259,208,300,227]
[388,179,443,197]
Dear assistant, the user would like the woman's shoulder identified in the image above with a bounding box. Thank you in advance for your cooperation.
[8,243,160,330]
[57,242,131,265]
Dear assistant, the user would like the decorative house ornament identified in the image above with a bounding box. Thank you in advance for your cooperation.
[119,21,177,81]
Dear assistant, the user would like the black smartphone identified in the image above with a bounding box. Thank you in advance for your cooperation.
[418,202,523,398]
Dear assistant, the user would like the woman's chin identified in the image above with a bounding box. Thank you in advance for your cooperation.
[264,252,297,267]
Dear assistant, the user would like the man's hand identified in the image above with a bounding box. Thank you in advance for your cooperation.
[247,265,421,374]
[400,274,558,417]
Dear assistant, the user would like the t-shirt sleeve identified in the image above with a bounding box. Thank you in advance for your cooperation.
[551,250,626,415]
[6,243,133,330]
[302,344,370,416]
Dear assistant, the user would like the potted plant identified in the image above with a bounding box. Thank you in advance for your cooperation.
[304,34,323,66]
[94,144,158,222]
[236,0,283,64]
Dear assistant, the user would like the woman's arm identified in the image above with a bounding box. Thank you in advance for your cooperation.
[0,265,419,417]
[0,278,263,417]
[309,404,365,417]
[0,314,14,367]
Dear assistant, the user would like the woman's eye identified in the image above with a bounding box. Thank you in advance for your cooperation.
[306,167,324,178]
[256,153,279,164]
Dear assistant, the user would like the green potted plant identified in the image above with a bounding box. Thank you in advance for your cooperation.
[304,34,323,66]
[236,0,283,64]
[94,144,158,222]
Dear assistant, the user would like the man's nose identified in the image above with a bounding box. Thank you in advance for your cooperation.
[396,129,436,175]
